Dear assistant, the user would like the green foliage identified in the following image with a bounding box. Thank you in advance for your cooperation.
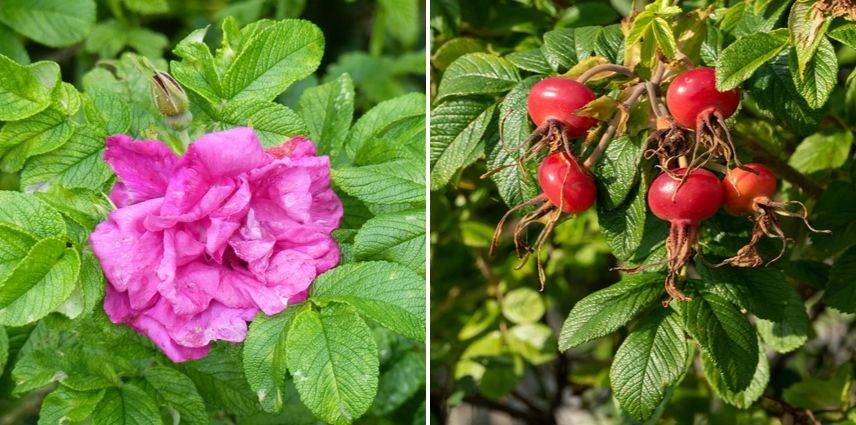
[431,0,856,423]
[0,1,425,423]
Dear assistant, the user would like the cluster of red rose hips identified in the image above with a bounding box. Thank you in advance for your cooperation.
[490,66,826,305]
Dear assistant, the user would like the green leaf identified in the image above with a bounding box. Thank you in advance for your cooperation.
[501,287,544,325]
[92,384,163,425]
[788,0,830,74]
[170,28,223,105]
[371,351,424,415]
[0,326,7,373]
[746,51,820,134]
[824,245,856,313]
[77,251,105,317]
[505,49,553,74]
[506,323,556,365]
[286,304,379,425]
[783,363,853,411]
[558,273,663,350]
[181,344,260,415]
[0,191,66,239]
[828,23,856,48]
[85,88,131,135]
[598,178,647,261]
[84,20,168,59]
[696,263,793,322]
[505,49,552,75]
[213,99,307,147]
[242,308,297,413]
[610,309,689,422]
[0,24,29,64]
[122,0,169,15]
[0,107,75,173]
[334,160,424,205]
[592,135,641,209]
[378,0,419,46]
[788,131,853,174]
[433,38,485,71]
[436,53,519,101]
[21,125,113,191]
[82,54,165,136]
[651,18,677,59]
[429,98,495,190]
[789,38,837,109]
[0,225,37,283]
[0,0,95,47]
[222,19,323,101]
[0,56,57,121]
[487,76,539,208]
[756,292,810,353]
[142,366,208,425]
[541,27,600,72]
[353,209,425,272]
[701,337,769,408]
[715,30,788,91]
[39,387,105,424]
[311,261,425,340]
[345,92,424,158]
[324,51,423,107]
[594,24,625,64]
[673,292,758,392]
[0,240,80,326]
[298,73,354,156]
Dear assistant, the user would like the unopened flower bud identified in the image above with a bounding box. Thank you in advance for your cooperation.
[150,71,189,118]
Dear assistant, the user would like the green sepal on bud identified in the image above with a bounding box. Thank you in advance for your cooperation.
[149,71,192,130]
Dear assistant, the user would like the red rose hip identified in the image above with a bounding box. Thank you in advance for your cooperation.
[537,152,596,214]
[648,168,724,305]
[666,67,739,129]
[528,77,597,137]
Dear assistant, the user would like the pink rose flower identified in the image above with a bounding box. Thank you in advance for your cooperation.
[90,128,342,362]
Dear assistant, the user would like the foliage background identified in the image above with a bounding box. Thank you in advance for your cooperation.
[430,0,856,424]
[0,0,426,424]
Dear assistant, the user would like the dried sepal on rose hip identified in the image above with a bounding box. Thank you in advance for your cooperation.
[648,167,723,305]
[490,151,596,288]
[651,67,742,185]
[717,163,830,267]
[484,77,596,178]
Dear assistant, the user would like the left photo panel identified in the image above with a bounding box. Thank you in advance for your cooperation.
[0,1,427,424]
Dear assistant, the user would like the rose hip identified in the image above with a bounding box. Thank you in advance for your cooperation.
[718,163,829,267]
[648,168,723,305]
[528,77,597,138]
[666,67,739,130]
[537,152,596,214]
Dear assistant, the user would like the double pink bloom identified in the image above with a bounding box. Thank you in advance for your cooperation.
[90,128,342,362]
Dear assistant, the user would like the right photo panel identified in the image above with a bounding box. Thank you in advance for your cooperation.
[430,1,856,423]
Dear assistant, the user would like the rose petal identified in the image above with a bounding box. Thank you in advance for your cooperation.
[104,135,179,205]
[183,127,270,179]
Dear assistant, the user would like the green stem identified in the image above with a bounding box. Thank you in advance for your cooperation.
[369,6,386,57]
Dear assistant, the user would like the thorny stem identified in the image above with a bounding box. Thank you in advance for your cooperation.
[577,63,636,83]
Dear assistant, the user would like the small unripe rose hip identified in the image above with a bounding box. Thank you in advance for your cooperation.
[722,163,777,215]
